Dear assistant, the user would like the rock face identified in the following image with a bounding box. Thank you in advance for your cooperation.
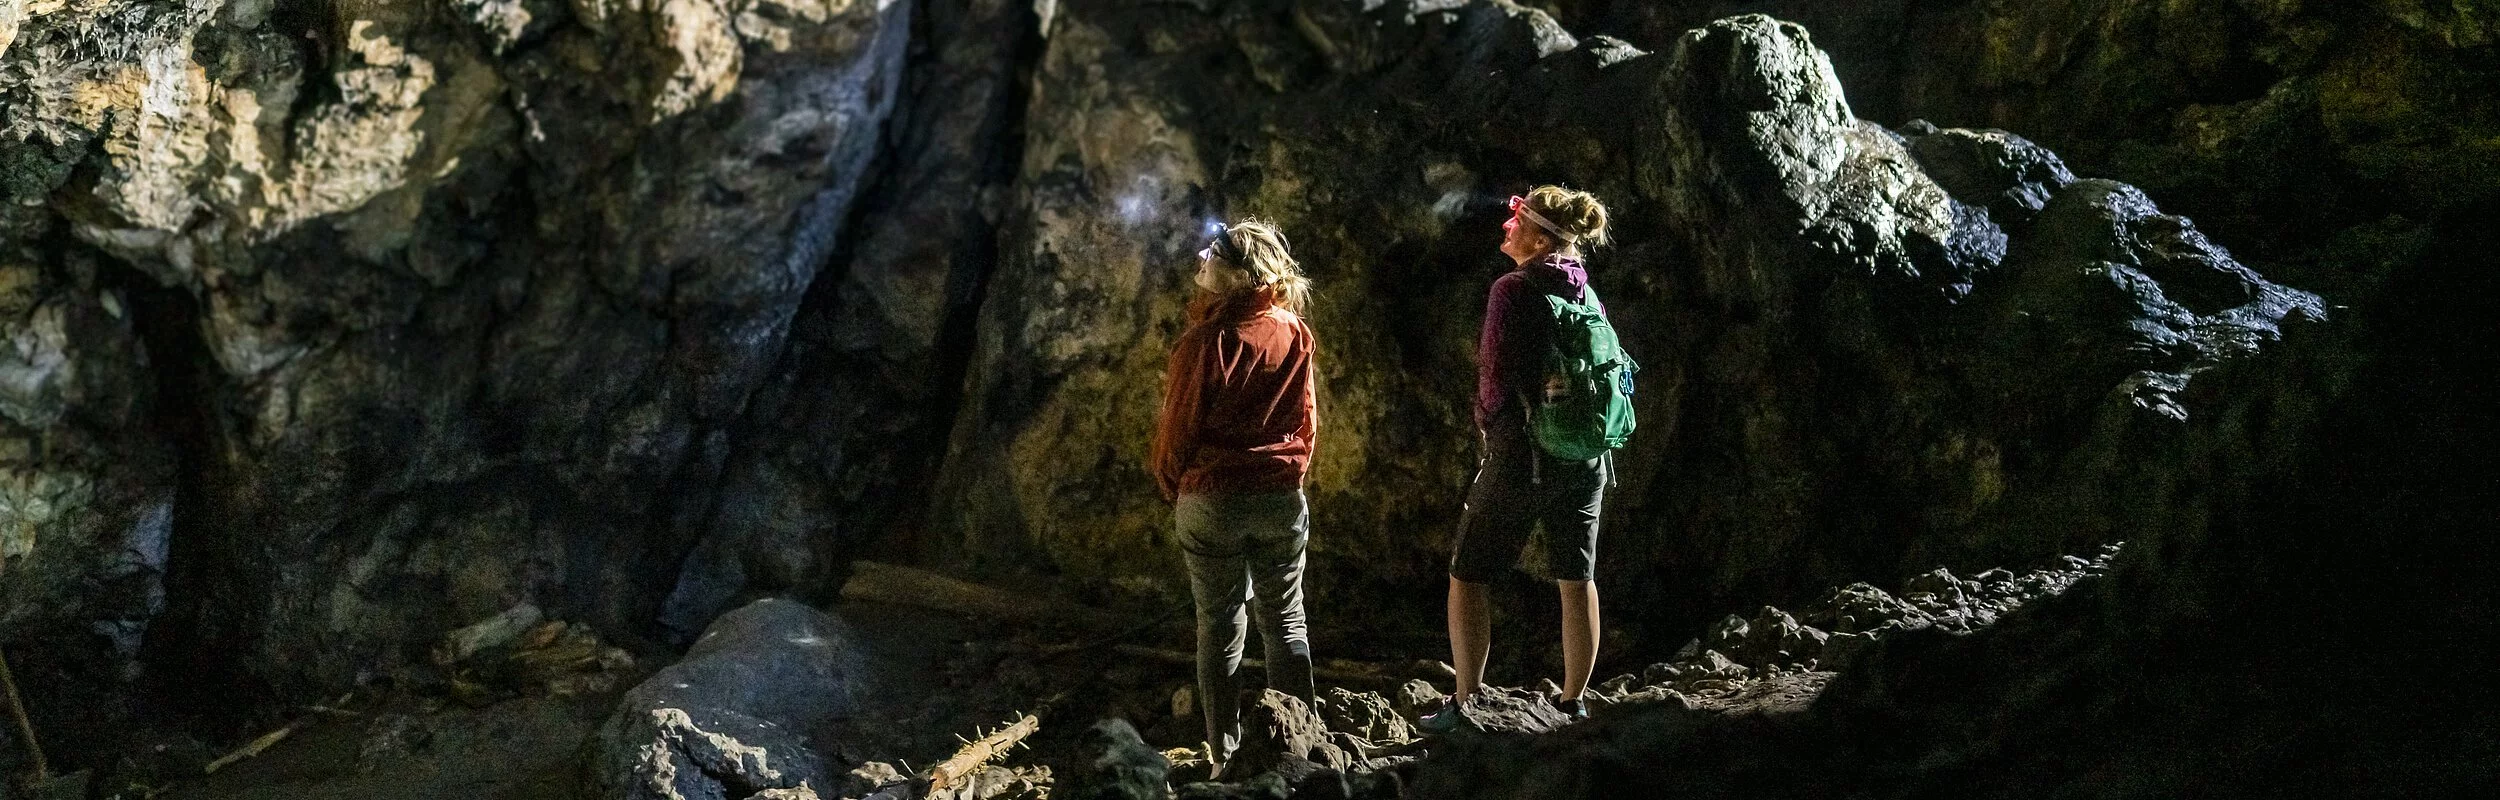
[663,0,1040,637]
[0,0,911,728]
[593,598,860,800]
[2,2,2490,794]
[931,2,2317,644]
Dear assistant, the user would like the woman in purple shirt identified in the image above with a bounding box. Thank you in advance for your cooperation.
[1424,185,1616,730]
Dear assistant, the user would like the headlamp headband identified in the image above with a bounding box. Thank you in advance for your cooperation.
[1209,227,1249,268]
[1510,195,1579,244]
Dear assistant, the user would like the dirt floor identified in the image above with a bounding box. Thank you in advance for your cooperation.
[144,597,1427,800]
[159,692,618,800]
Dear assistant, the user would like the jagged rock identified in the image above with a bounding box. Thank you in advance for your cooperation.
[1988,179,2323,421]
[837,761,909,798]
[1596,672,1642,698]
[1680,651,1749,682]
[1732,607,1829,666]
[1646,16,2001,296]
[450,0,568,53]
[1638,663,1675,685]
[1229,690,1351,780]
[1969,568,2018,596]
[1902,569,1969,609]
[616,707,824,800]
[1060,719,1171,800]
[1316,688,1416,746]
[1705,614,1751,654]
[1897,125,2077,224]
[1392,681,1443,719]
[1444,685,1574,735]
[1803,583,1932,635]
[592,599,860,800]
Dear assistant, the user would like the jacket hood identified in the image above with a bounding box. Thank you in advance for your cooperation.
[1521,254,1589,298]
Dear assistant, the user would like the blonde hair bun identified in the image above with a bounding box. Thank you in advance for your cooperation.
[1524,185,1612,248]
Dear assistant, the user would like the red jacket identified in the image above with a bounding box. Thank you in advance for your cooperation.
[1151,287,1318,500]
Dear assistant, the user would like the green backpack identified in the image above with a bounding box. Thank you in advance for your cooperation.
[1529,283,1639,461]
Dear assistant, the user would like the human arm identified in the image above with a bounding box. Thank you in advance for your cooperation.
[1151,329,1214,501]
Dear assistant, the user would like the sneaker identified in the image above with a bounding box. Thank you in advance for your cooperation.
[1562,696,1590,721]
[1418,697,1469,734]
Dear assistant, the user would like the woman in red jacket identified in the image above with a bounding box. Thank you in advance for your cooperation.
[1150,218,1318,774]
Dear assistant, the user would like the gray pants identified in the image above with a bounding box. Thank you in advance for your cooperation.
[1176,489,1315,762]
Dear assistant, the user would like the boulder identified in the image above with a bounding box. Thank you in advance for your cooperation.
[1392,681,1444,720]
[1445,685,1574,736]
[1315,687,1417,747]
[1228,690,1352,779]
[1059,719,1171,800]
[591,599,861,800]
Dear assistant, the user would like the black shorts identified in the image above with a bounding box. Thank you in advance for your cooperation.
[1450,427,1607,583]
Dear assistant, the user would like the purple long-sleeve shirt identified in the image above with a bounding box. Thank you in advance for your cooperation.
[1476,254,1604,431]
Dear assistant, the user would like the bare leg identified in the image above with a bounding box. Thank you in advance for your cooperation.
[1558,579,1600,701]
[1447,576,1492,702]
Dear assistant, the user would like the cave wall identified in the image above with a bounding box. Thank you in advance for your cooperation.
[1552,0,2498,290]
[0,0,915,725]
[925,0,2322,653]
[660,0,1039,638]
[0,0,2488,779]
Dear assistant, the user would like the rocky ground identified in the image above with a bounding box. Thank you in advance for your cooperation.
[115,545,2115,800]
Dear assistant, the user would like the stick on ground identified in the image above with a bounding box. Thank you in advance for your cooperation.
[924,713,1041,792]
[201,693,351,776]
[203,722,305,775]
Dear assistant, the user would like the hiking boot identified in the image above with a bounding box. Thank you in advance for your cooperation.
[1418,697,1470,734]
